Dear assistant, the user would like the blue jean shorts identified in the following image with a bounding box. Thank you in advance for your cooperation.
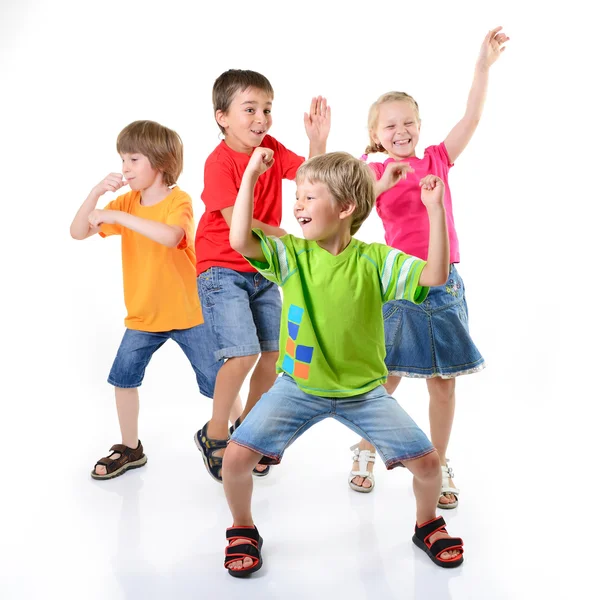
[383,265,485,378]
[197,267,281,365]
[108,325,218,397]
[231,374,434,468]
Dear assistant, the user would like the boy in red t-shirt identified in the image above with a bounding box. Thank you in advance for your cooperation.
[194,69,330,482]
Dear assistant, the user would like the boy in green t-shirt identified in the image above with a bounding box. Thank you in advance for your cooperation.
[221,150,465,576]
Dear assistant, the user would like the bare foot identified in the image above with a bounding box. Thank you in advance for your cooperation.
[227,538,257,572]
[427,529,461,560]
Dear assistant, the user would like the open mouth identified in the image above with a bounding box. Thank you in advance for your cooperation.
[251,129,266,135]
[297,217,312,226]
[393,139,411,146]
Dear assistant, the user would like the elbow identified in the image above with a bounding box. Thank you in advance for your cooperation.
[229,232,245,254]
[70,227,85,240]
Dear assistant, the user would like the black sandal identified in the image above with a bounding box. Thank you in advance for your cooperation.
[412,516,464,568]
[194,422,228,483]
[229,417,271,477]
[224,525,263,578]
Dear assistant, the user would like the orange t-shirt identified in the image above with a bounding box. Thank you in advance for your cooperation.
[100,187,203,332]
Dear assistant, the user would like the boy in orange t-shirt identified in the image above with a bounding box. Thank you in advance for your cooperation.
[70,120,216,480]
[193,70,330,482]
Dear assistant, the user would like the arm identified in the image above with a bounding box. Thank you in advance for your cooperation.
[444,26,509,163]
[220,207,286,238]
[418,176,450,286]
[70,173,126,240]
[229,148,275,261]
[88,210,184,247]
[304,96,331,158]
[373,162,414,197]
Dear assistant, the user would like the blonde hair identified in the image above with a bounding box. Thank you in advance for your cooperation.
[212,69,274,135]
[117,120,183,187]
[364,92,420,155]
[296,152,375,236]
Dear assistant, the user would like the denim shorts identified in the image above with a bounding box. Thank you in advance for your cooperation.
[197,267,281,363]
[108,325,218,397]
[383,265,485,378]
[231,374,434,468]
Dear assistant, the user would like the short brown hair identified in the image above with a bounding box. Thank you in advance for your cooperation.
[212,69,274,134]
[365,91,420,155]
[116,120,183,186]
[296,152,375,236]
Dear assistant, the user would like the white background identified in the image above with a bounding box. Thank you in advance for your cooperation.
[1,1,597,598]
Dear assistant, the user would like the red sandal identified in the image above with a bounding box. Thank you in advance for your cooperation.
[412,516,464,568]
[224,525,263,578]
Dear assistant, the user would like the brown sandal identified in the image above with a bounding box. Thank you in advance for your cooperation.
[91,441,147,480]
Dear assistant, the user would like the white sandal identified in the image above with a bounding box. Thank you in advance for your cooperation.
[438,460,460,509]
[348,443,376,493]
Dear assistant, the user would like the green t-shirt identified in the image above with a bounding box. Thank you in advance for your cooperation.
[247,230,429,398]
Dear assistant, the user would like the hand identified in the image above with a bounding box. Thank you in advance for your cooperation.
[477,26,509,69]
[420,175,445,208]
[92,173,127,197]
[247,147,274,176]
[88,209,119,227]
[304,96,331,143]
[379,161,414,193]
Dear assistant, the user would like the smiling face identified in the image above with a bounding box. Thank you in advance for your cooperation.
[121,152,163,190]
[216,87,273,155]
[294,178,355,241]
[372,100,421,159]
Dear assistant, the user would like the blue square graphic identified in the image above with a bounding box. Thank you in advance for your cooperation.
[288,321,300,340]
[282,354,295,374]
[295,345,314,363]
[288,305,304,325]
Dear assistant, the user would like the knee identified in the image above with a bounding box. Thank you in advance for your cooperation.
[411,451,441,480]
[227,354,259,373]
[222,442,258,478]
[428,379,455,404]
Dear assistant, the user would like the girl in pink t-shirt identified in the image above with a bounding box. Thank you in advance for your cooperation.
[348,27,509,508]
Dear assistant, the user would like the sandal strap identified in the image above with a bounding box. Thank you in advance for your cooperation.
[226,526,260,543]
[224,544,260,568]
[350,444,376,475]
[414,516,447,542]
[429,537,464,559]
[109,444,128,454]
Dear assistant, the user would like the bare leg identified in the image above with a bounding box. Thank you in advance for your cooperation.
[426,377,457,506]
[94,387,139,476]
[207,355,258,459]
[350,376,402,489]
[230,395,243,424]
[403,451,461,560]
[222,442,262,571]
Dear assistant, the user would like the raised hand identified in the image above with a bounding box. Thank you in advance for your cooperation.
[477,26,509,69]
[93,173,127,196]
[304,96,331,146]
[247,147,275,177]
[419,175,445,209]
[379,160,414,193]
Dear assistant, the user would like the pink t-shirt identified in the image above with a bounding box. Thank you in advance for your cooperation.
[368,142,459,263]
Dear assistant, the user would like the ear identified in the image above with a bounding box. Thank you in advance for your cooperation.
[339,201,357,221]
[370,130,380,145]
[215,109,228,130]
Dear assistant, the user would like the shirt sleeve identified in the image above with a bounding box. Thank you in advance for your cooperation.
[202,157,239,212]
[273,138,305,180]
[244,228,296,286]
[99,192,128,237]
[427,143,454,169]
[166,191,195,250]
[379,246,429,304]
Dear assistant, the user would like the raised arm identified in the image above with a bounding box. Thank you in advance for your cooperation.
[444,26,509,164]
[304,96,331,158]
[229,147,274,261]
[418,175,450,286]
[220,207,286,238]
[70,173,126,240]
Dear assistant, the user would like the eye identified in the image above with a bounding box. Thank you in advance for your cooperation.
[264,109,271,115]
[245,108,255,114]
[131,158,138,162]
[306,196,315,201]
[406,121,414,126]
[385,125,394,129]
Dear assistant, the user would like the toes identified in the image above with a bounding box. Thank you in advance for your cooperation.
[243,557,253,568]
[95,466,107,475]
[352,476,364,486]
[362,478,372,488]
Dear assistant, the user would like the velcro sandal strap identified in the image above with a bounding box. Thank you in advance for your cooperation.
[429,537,464,559]
[226,526,260,543]
[415,517,447,542]
[110,444,127,454]
[224,543,260,567]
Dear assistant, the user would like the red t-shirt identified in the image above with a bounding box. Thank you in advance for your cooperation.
[195,136,304,274]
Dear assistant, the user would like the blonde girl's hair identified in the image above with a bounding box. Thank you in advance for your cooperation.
[296,152,375,236]
[117,120,183,187]
[364,92,420,155]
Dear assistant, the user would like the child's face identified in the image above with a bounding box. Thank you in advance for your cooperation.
[294,179,353,241]
[217,87,273,155]
[121,153,161,190]
[373,101,420,159]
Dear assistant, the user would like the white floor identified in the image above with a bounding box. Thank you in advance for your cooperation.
[1,366,594,600]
